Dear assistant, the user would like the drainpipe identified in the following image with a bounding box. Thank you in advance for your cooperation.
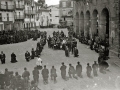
[118,0,120,58]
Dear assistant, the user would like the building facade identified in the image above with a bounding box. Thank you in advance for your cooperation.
[24,0,32,29]
[35,2,41,28]
[14,0,24,30]
[73,0,119,54]
[59,0,73,26]
[47,5,59,26]
[39,8,50,27]
[0,0,14,31]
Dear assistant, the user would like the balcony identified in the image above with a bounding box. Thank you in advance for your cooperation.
[15,4,24,10]
[30,10,36,14]
[15,15,24,20]
[24,10,30,15]
[0,4,14,11]
[25,10,36,15]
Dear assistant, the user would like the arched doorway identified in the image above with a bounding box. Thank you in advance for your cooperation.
[92,9,98,37]
[80,11,84,37]
[76,12,79,37]
[85,11,90,39]
[100,8,110,40]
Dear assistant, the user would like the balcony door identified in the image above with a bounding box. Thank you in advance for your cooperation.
[19,12,20,19]
[18,1,20,8]
[7,13,9,21]
[6,2,8,9]
[0,13,2,21]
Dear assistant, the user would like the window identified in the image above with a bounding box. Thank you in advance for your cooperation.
[62,2,66,7]
[71,1,73,7]
[0,13,2,21]
[7,13,9,21]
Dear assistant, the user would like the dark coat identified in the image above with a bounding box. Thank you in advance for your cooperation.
[76,64,82,73]
[74,48,79,57]
[25,52,30,59]
[42,68,49,78]
[69,66,76,74]
[60,65,66,75]
[11,53,17,63]
[51,68,57,77]
[22,70,30,79]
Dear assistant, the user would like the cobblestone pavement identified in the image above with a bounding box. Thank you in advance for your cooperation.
[0,28,120,90]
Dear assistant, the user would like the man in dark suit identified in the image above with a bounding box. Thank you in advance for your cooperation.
[60,62,67,80]
[74,47,79,57]
[76,62,82,78]
[42,65,49,84]
[0,51,6,64]
[11,52,17,63]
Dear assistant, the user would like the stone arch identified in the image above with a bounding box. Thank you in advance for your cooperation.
[75,12,79,36]
[80,11,84,37]
[85,10,91,39]
[92,9,99,37]
[100,8,110,40]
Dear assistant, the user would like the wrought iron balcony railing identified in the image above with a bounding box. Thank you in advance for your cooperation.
[15,4,24,9]
[25,10,36,15]
[15,15,24,20]
[0,4,14,11]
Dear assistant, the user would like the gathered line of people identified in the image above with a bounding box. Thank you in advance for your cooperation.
[0,31,47,64]
[0,30,41,45]
[0,60,109,90]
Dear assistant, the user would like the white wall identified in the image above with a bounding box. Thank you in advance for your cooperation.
[48,6,59,25]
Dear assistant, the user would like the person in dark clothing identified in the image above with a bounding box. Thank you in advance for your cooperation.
[71,42,76,54]
[42,65,49,85]
[60,62,67,80]
[51,66,57,83]
[104,47,109,59]
[0,51,6,64]
[74,47,79,57]
[4,68,10,87]
[68,64,78,79]
[31,48,35,59]
[14,72,21,90]
[22,67,30,84]
[11,52,17,63]
[32,67,39,83]
[86,63,92,78]
[65,46,69,57]
[9,71,16,90]
[17,75,25,90]
[0,72,5,89]
[25,51,30,62]
[92,61,98,77]
[76,62,83,78]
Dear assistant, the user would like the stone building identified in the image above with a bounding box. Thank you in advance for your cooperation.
[59,0,73,26]
[73,0,119,55]
[0,0,15,31]
[47,5,59,26]
[14,0,24,30]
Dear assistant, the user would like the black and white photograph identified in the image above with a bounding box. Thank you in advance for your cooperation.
[0,0,120,90]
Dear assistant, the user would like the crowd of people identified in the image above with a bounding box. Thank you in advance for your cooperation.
[0,59,109,90]
[68,27,110,74]
[0,30,41,45]
[47,30,79,57]
[0,27,111,90]
[0,31,47,64]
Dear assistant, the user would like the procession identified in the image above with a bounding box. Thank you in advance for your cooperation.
[0,27,112,90]
[0,0,120,89]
